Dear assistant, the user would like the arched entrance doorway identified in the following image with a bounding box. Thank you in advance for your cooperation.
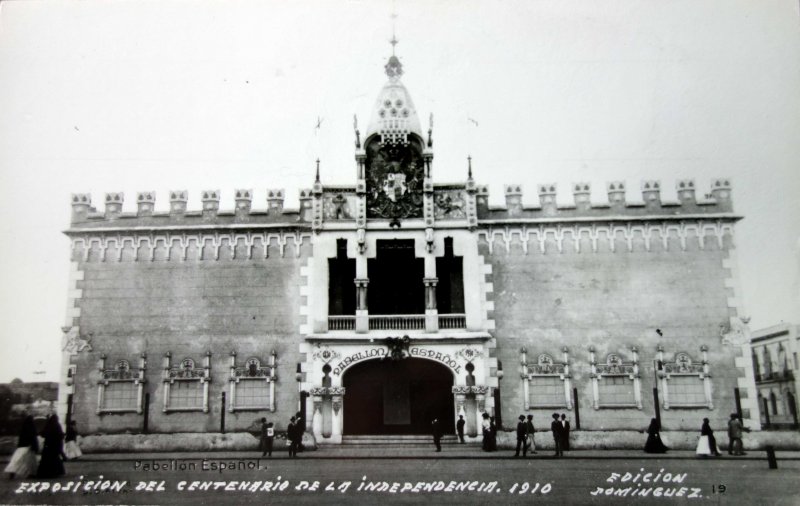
[343,358,455,435]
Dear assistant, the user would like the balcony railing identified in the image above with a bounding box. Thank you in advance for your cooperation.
[369,315,425,331]
[755,370,795,383]
[326,313,467,331]
[438,314,466,329]
[328,316,355,331]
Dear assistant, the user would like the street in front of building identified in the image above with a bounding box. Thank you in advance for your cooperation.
[1,451,799,505]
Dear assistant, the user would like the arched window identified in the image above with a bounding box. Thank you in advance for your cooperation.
[778,345,788,374]
[97,354,146,414]
[520,349,573,409]
[162,353,211,412]
[589,347,642,410]
[229,353,278,412]
[763,347,773,378]
[752,351,760,380]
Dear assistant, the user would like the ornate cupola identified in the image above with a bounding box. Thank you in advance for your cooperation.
[359,36,432,224]
[364,50,424,145]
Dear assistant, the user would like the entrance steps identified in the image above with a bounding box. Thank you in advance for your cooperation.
[323,435,468,447]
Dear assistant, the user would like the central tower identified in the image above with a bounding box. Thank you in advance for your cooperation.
[358,46,433,226]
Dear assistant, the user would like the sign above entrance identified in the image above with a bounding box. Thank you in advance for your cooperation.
[409,347,462,374]
[331,346,465,376]
[333,348,387,376]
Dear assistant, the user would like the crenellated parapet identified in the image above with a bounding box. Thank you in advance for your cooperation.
[67,178,736,237]
[69,188,299,228]
[478,178,735,221]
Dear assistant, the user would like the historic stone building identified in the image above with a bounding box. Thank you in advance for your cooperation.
[750,323,799,428]
[57,50,760,442]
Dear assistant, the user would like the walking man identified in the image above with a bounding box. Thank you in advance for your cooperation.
[727,413,748,456]
[261,419,274,457]
[525,414,537,454]
[456,415,466,444]
[514,415,528,457]
[551,413,563,457]
[432,418,443,452]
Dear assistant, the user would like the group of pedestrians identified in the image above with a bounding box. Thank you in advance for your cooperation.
[644,413,750,456]
[260,412,305,458]
[458,412,572,456]
[5,414,82,480]
[694,413,750,457]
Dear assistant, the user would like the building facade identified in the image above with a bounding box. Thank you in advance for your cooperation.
[57,52,760,441]
[751,323,799,428]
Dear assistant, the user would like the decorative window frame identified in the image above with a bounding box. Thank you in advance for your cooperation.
[228,350,278,412]
[589,346,642,409]
[66,365,77,387]
[96,353,147,414]
[657,345,713,409]
[520,347,572,409]
[162,351,211,413]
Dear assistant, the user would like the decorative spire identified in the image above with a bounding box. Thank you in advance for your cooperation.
[390,10,398,56]
[467,156,473,179]
[315,159,320,183]
[384,10,403,79]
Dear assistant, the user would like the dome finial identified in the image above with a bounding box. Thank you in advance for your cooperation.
[384,9,403,79]
[390,9,398,56]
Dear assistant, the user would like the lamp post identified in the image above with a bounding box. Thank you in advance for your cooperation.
[653,355,664,429]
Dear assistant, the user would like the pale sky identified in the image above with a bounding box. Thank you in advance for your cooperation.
[0,0,798,382]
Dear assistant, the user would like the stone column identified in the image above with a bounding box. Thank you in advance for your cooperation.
[330,395,343,444]
[354,278,369,333]
[423,277,439,333]
[312,396,324,441]
[455,393,467,437]
[475,393,486,423]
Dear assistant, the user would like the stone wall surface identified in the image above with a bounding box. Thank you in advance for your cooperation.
[68,242,309,435]
[485,231,739,431]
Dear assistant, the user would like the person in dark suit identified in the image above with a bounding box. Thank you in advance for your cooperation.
[514,415,528,457]
[456,415,466,443]
[560,413,571,451]
[432,418,443,452]
[525,415,537,454]
[37,415,65,478]
[551,413,563,457]
[287,416,298,458]
[294,411,305,453]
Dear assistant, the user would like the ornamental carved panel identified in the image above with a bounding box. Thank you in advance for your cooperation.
[323,193,353,220]
[434,190,466,219]
[365,138,424,220]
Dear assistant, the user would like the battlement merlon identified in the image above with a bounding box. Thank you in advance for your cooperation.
[67,179,737,230]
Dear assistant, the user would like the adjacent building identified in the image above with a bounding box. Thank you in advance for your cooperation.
[57,50,760,442]
[751,323,799,428]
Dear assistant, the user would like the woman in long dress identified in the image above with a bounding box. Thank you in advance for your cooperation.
[37,414,66,478]
[4,415,39,479]
[488,416,498,451]
[64,420,82,460]
[696,418,721,457]
[643,418,668,453]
